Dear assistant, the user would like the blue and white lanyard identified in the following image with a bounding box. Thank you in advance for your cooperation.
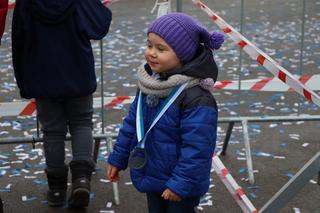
[135,82,188,149]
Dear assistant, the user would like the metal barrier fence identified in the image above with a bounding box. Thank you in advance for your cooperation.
[1,0,319,212]
[188,0,320,212]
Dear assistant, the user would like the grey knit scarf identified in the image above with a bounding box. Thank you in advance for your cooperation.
[137,65,199,98]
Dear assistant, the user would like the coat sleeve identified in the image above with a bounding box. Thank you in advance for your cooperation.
[11,0,25,93]
[76,0,112,40]
[166,96,217,198]
[108,94,138,170]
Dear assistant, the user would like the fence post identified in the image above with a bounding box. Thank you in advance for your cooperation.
[237,0,244,106]
[176,0,182,12]
[297,0,307,115]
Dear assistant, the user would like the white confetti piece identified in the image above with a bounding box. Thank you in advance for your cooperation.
[21,169,30,173]
[237,157,247,161]
[0,154,8,159]
[293,207,301,213]
[309,179,317,184]
[11,160,23,164]
[199,199,213,207]
[274,156,286,159]
[100,179,110,183]
[24,176,37,179]
[106,202,112,208]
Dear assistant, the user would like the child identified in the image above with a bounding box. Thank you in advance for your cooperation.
[11,0,112,208]
[108,12,224,212]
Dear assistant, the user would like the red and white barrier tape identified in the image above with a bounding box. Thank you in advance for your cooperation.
[212,154,258,213]
[0,96,135,117]
[192,0,320,107]
[213,74,320,92]
[8,0,15,10]
[2,73,320,117]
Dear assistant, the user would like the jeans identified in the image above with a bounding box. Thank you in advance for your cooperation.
[36,95,94,169]
[147,192,200,213]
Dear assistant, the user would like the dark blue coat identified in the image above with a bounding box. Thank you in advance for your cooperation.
[12,0,112,99]
[108,47,218,198]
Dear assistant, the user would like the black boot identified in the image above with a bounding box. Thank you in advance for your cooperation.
[68,160,95,208]
[45,165,68,207]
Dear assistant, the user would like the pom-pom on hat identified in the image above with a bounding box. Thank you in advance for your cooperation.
[147,12,224,63]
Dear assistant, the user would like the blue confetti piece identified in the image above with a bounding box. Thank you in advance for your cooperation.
[0,169,6,177]
[280,143,287,148]
[254,152,274,158]
[33,180,48,185]
[285,173,294,179]
[90,192,95,200]
[247,186,260,190]
[22,196,37,202]
[24,162,32,169]
[41,200,48,205]
[238,168,246,174]
[250,124,261,129]
[249,192,257,199]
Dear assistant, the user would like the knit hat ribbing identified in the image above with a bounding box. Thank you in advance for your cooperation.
[147,12,224,63]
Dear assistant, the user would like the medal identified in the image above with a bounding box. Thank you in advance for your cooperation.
[128,147,148,169]
[128,82,188,169]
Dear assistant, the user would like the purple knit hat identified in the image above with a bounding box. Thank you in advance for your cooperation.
[147,12,224,63]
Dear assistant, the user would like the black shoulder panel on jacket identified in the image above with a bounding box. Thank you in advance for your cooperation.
[174,85,217,110]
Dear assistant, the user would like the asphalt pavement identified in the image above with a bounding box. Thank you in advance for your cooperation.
[0,0,320,212]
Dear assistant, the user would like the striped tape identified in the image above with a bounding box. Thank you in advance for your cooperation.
[0,96,135,117]
[192,0,320,107]
[213,74,320,92]
[1,73,319,117]
[212,154,259,213]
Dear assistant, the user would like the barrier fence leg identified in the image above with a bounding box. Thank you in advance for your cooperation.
[176,0,182,12]
[242,120,254,184]
[221,121,235,155]
[93,138,101,163]
[107,136,120,205]
[260,152,320,213]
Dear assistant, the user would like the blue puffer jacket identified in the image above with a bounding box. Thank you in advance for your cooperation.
[108,47,218,198]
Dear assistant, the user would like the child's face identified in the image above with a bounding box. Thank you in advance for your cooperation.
[144,33,182,73]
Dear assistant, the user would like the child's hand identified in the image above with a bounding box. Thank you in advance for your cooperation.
[107,164,120,182]
[161,188,181,202]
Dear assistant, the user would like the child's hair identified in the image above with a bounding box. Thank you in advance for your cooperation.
[147,12,224,63]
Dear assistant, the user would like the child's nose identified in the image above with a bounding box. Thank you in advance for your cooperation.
[149,48,157,57]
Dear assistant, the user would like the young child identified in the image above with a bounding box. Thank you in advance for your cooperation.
[11,0,112,208]
[108,12,224,212]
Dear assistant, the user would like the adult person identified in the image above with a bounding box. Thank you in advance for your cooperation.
[11,0,112,208]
